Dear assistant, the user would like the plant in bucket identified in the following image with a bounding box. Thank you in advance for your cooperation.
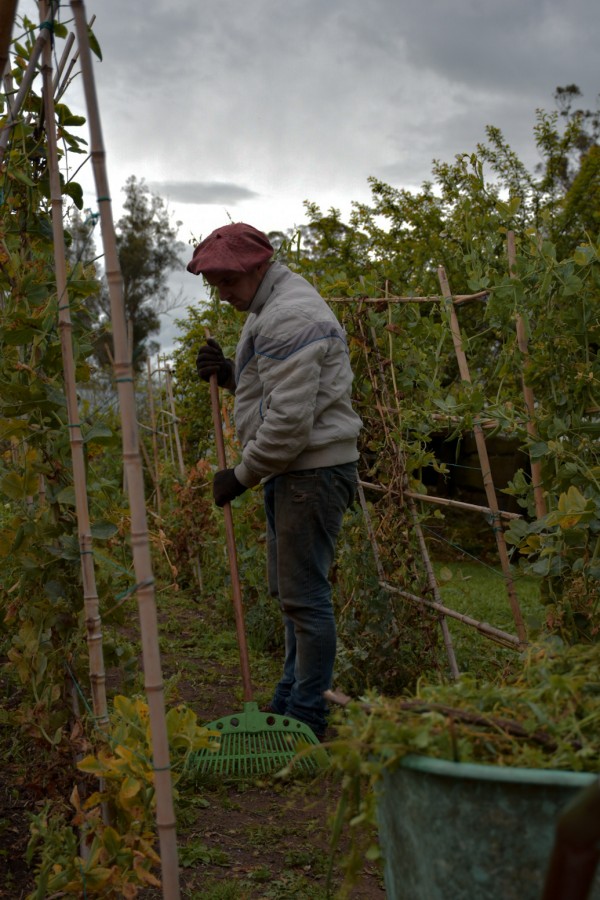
[326,640,600,900]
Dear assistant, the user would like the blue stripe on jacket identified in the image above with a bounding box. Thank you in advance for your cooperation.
[236,320,348,380]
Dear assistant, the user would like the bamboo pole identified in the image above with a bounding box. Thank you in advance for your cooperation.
[507,231,547,519]
[208,370,254,701]
[365,313,459,677]
[41,0,108,728]
[164,355,200,606]
[360,480,521,520]
[158,357,204,593]
[156,357,169,461]
[165,383,176,471]
[52,30,75,94]
[0,12,52,164]
[159,357,176,470]
[3,70,15,121]
[0,0,18,80]
[146,357,162,514]
[404,489,522,520]
[70,3,181,896]
[53,15,95,100]
[139,434,158,490]
[327,290,489,305]
[407,496,460,677]
[356,482,386,583]
[158,350,203,594]
[438,266,527,645]
[164,363,186,480]
[380,582,522,648]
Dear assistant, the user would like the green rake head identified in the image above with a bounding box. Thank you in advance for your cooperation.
[189,702,325,777]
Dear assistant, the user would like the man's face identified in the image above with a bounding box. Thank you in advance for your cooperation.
[205,266,265,312]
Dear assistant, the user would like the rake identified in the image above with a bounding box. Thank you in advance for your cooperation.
[190,365,323,777]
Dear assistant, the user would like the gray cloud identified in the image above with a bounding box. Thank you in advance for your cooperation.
[18,0,598,349]
[65,0,597,216]
[147,181,260,206]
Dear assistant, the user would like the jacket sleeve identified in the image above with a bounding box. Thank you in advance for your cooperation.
[234,323,328,486]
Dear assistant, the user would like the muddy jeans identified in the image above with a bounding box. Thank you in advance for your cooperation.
[263,462,357,736]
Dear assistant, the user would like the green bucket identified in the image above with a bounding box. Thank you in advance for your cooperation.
[377,755,600,900]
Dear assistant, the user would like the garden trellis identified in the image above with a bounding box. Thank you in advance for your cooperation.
[70,1,181,895]
[143,355,187,512]
[321,232,552,669]
[40,0,109,734]
[1,3,182,895]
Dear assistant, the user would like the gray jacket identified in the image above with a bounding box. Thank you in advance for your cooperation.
[232,262,362,487]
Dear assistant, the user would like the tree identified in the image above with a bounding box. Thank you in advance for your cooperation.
[540,85,600,192]
[87,176,185,371]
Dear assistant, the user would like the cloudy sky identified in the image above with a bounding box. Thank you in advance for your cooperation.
[18,0,600,349]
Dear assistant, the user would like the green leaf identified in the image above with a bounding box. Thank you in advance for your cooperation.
[88,25,103,60]
[531,557,551,576]
[101,826,122,858]
[528,441,548,460]
[91,521,118,540]
[0,471,38,500]
[84,422,114,443]
[365,843,381,861]
[546,485,596,529]
[1,327,37,345]
[562,274,582,297]
[8,167,35,186]
[55,486,76,507]
[44,580,66,602]
[573,245,595,266]
[63,180,84,210]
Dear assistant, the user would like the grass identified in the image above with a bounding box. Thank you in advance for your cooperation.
[434,559,542,679]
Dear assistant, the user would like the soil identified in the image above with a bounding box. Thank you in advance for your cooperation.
[0,593,387,899]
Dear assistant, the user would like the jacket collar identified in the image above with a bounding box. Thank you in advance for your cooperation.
[247,261,288,315]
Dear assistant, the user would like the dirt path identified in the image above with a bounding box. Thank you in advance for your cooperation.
[150,595,386,899]
[0,591,386,899]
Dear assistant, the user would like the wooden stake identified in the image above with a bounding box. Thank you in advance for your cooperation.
[438,266,527,645]
[0,12,53,163]
[356,482,387,583]
[507,231,547,519]
[381,582,522,648]
[146,356,162,515]
[41,0,108,729]
[364,313,460,678]
[70,3,180,895]
[327,290,489,305]
[53,16,95,100]
[404,489,521,520]
[0,0,18,81]
[407,495,461,678]
[164,363,186,480]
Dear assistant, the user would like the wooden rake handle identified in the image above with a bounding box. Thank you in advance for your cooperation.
[205,331,253,702]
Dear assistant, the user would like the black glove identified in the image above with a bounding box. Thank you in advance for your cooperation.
[213,468,247,507]
[196,339,234,387]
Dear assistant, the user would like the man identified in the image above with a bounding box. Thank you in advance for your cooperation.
[188,222,362,739]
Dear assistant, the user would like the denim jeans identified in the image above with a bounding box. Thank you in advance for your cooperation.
[263,462,357,735]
